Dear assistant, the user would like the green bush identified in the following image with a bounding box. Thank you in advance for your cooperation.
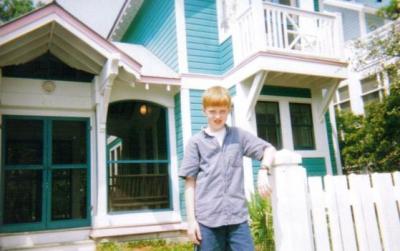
[248,193,275,251]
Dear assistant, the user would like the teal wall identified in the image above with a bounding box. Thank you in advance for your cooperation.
[174,93,186,218]
[190,89,207,134]
[260,85,312,98]
[302,157,327,176]
[184,0,233,75]
[122,0,179,72]
[325,112,338,175]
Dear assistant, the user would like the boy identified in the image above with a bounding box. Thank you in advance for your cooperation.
[179,86,276,250]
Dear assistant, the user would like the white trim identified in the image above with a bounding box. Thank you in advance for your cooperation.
[175,0,188,73]
[246,71,268,120]
[257,94,331,162]
[167,107,182,218]
[92,211,182,229]
[319,80,339,122]
[359,10,367,37]
[180,88,192,146]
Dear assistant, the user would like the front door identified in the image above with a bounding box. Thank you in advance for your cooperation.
[1,116,90,232]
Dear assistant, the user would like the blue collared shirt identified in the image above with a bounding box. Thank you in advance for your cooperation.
[179,126,271,227]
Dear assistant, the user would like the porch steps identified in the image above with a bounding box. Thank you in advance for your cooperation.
[2,240,96,251]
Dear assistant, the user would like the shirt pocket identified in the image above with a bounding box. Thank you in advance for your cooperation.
[226,143,242,167]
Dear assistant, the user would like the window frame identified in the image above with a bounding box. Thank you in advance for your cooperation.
[106,100,172,214]
[0,115,91,233]
[289,102,316,150]
[255,101,283,150]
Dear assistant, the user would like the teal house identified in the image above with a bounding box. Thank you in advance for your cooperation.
[0,0,384,249]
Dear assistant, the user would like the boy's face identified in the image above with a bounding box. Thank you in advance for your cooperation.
[203,105,230,132]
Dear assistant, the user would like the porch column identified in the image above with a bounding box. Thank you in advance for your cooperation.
[93,56,119,228]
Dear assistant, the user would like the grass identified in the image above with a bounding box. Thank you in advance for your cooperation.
[97,239,193,251]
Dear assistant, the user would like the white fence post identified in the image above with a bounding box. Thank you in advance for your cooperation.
[271,149,314,251]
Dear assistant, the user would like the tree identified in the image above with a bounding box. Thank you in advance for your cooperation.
[0,0,36,24]
[337,1,400,173]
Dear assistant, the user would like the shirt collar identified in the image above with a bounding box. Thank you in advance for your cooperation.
[202,124,231,137]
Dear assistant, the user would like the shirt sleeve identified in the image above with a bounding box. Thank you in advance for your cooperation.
[179,137,200,179]
[239,128,272,161]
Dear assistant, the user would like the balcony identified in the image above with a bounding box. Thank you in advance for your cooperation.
[232,2,344,65]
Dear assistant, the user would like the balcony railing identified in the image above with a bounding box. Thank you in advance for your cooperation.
[232,2,344,64]
[346,19,400,71]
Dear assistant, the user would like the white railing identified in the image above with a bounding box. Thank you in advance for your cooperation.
[232,2,344,64]
[270,150,400,251]
[347,19,400,71]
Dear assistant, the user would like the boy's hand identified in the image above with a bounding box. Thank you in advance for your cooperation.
[257,169,272,198]
[187,220,202,245]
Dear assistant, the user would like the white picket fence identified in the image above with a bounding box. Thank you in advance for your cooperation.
[271,150,400,251]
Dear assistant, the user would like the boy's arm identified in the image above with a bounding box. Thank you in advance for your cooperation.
[258,146,276,198]
[184,177,202,245]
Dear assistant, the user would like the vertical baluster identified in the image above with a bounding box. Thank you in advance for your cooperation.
[272,8,278,48]
[283,11,288,50]
[277,9,284,49]
[266,7,273,48]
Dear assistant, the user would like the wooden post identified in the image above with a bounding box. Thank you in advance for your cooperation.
[271,149,314,251]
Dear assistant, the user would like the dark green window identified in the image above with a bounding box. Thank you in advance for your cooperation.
[256,101,282,149]
[107,101,170,212]
[1,117,90,232]
[289,103,315,150]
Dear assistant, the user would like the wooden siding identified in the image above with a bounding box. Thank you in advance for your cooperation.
[190,89,207,134]
[325,112,338,175]
[324,5,360,41]
[174,93,186,218]
[184,0,233,75]
[122,0,178,71]
[302,157,327,176]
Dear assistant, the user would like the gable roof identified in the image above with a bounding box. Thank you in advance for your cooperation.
[0,2,179,85]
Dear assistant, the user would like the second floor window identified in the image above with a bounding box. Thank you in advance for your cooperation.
[361,74,384,109]
[334,85,351,112]
[289,103,315,150]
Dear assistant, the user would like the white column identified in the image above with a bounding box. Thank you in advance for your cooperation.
[348,74,365,115]
[93,81,108,228]
[235,82,257,199]
[180,87,192,146]
[271,149,314,251]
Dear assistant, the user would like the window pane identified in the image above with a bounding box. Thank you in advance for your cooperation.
[363,91,380,106]
[3,170,42,224]
[5,119,43,165]
[256,101,282,149]
[338,86,349,101]
[52,120,87,164]
[361,76,379,93]
[290,103,315,149]
[108,163,170,212]
[107,101,168,160]
[340,101,351,112]
[51,169,87,220]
